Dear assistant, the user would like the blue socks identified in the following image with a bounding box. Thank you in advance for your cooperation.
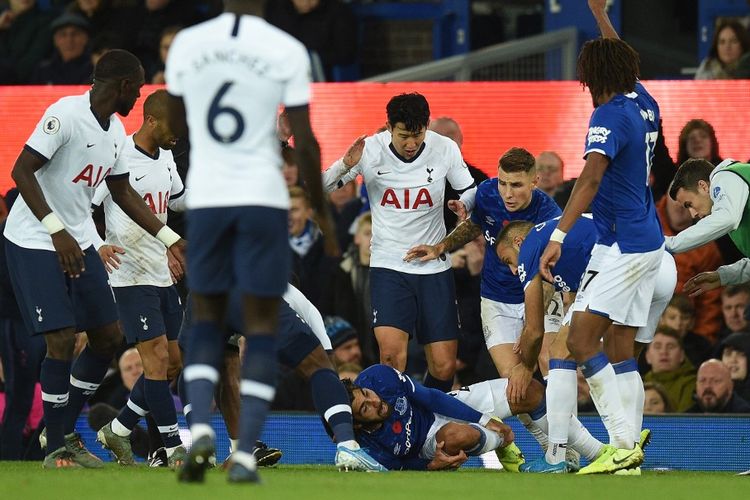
[183,321,225,436]
[64,346,110,434]
[40,357,71,453]
[144,378,181,449]
[238,335,277,455]
[310,368,355,443]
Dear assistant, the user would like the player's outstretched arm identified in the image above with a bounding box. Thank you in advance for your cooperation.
[11,149,85,277]
[589,0,619,40]
[405,219,482,263]
[106,176,186,266]
[286,105,340,257]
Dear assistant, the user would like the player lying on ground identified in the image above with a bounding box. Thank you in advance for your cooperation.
[178,284,386,472]
[497,215,675,473]
[343,364,606,471]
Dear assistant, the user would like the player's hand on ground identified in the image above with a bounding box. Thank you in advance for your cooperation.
[98,244,125,273]
[539,241,561,282]
[168,238,187,268]
[506,363,533,405]
[683,271,721,297]
[484,418,515,447]
[404,244,443,263]
[427,441,468,471]
[167,247,184,283]
[343,135,367,169]
[51,230,85,278]
[447,200,468,221]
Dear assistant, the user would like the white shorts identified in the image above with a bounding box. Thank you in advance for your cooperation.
[633,252,676,343]
[420,379,510,459]
[544,292,565,334]
[570,242,665,327]
[481,298,524,348]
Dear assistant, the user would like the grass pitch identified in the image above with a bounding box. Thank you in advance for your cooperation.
[2,463,746,500]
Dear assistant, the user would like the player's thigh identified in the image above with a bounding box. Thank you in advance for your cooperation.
[424,339,458,377]
[480,298,524,350]
[233,206,289,298]
[451,378,509,416]
[414,269,459,345]
[114,285,167,345]
[374,326,409,370]
[487,344,521,378]
[370,267,417,335]
[186,207,235,294]
[5,240,76,335]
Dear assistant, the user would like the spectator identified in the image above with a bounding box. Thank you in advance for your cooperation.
[282,145,301,188]
[324,213,376,366]
[29,12,92,84]
[149,24,180,84]
[687,359,750,413]
[534,151,564,199]
[265,0,358,81]
[66,0,134,48]
[656,195,723,341]
[719,285,750,341]
[289,186,339,310]
[643,327,697,412]
[658,294,713,368]
[695,20,750,80]
[428,117,488,230]
[0,0,53,84]
[643,382,673,414]
[324,316,363,367]
[328,179,362,252]
[676,119,723,167]
[718,331,750,402]
[89,32,121,67]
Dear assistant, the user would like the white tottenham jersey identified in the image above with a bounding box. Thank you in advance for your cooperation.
[322,130,474,274]
[92,135,186,288]
[165,13,311,210]
[5,92,128,251]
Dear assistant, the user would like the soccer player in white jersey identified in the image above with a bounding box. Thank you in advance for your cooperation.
[323,93,477,393]
[539,0,662,473]
[3,50,186,469]
[78,90,187,469]
[164,0,338,483]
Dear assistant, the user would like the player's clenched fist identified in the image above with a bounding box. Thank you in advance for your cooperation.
[343,134,367,169]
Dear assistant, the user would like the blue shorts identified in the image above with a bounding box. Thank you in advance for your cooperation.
[370,267,459,345]
[186,206,290,297]
[114,285,183,345]
[5,241,118,335]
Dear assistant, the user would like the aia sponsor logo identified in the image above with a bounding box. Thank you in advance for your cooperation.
[380,188,433,209]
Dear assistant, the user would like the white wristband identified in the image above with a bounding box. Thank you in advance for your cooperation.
[41,213,65,234]
[155,225,181,247]
[550,228,567,244]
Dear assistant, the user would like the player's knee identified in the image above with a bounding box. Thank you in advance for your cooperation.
[428,358,456,380]
[87,326,123,358]
[44,330,76,360]
[380,350,405,369]
[437,423,479,454]
[525,379,545,410]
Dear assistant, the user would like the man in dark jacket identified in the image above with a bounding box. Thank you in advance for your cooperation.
[686,359,750,413]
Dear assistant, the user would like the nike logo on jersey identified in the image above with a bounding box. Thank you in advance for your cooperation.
[377,170,391,175]
[86,143,95,148]
[135,175,147,181]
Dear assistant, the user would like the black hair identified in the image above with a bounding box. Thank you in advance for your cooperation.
[668,158,715,200]
[496,220,535,249]
[386,93,430,133]
[499,147,536,174]
[93,49,142,82]
[577,38,640,100]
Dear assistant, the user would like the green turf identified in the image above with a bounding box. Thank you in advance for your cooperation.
[2,463,747,500]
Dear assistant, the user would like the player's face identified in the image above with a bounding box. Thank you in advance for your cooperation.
[496,243,519,275]
[351,388,392,424]
[717,26,743,65]
[288,197,313,237]
[674,185,712,221]
[388,123,426,160]
[150,115,179,150]
[497,167,536,212]
[660,306,692,337]
[722,347,748,381]
[116,67,145,117]
[645,334,684,373]
[643,389,667,414]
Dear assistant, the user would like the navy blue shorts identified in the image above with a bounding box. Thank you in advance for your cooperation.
[5,241,118,335]
[114,285,183,345]
[186,206,290,297]
[370,267,459,345]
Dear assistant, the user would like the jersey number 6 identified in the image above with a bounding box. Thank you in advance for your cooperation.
[207,81,245,144]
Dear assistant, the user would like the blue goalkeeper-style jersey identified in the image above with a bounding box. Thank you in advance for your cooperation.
[517,215,597,293]
[583,81,663,253]
[354,364,484,470]
[471,180,561,304]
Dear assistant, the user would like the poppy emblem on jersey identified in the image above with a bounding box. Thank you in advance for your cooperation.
[713,186,721,198]
[394,396,408,416]
[391,421,403,434]
[43,116,61,135]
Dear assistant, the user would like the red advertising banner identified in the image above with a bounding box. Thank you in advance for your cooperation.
[1,81,749,194]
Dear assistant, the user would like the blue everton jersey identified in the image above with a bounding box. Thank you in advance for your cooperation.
[354,365,434,469]
[517,215,597,293]
[583,81,664,253]
[471,180,561,304]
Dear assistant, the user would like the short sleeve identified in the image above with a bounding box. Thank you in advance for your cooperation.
[444,140,473,191]
[170,165,185,199]
[164,32,186,96]
[282,45,311,108]
[583,106,622,160]
[109,129,130,177]
[25,101,73,162]
[91,182,110,208]
[517,237,542,290]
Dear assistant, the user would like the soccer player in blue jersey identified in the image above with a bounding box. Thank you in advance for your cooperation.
[344,364,605,471]
[498,216,675,473]
[406,147,560,447]
[538,0,665,474]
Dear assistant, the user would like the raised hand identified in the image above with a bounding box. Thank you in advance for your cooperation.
[343,135,367,168]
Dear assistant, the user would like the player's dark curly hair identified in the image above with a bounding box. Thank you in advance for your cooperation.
[386,93,430,133]
[499,147,536,174]
[577,38,640,101]
[668,158,714,200]
[93,49,142,81]
[341,378,360,406]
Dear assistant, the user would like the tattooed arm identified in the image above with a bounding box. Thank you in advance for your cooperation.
[403,219,483,263]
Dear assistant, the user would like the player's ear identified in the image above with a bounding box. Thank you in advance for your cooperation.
[697,180,710,194]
